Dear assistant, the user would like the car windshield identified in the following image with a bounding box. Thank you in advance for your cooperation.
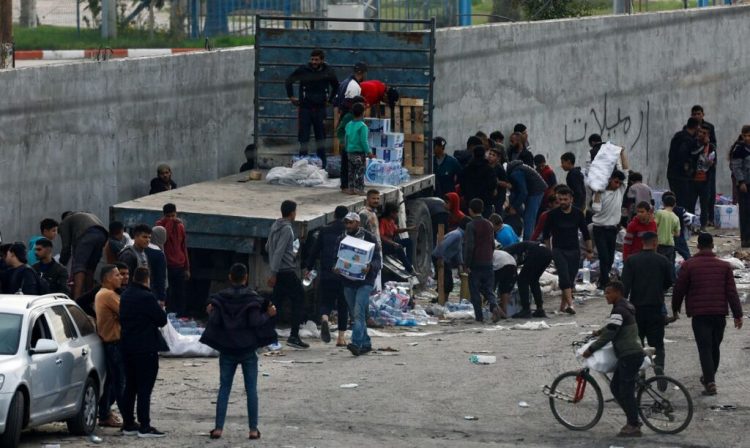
[0,313,23,355]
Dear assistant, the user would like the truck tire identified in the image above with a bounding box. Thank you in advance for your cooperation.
[405,199,433,283]
[0,390,24,448]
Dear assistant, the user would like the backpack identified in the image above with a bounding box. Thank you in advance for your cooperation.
[13,266,50,295]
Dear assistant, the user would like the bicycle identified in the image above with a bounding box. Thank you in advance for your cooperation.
[543,336,693,434]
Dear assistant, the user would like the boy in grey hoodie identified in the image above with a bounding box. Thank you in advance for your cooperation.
[265,200,309,349]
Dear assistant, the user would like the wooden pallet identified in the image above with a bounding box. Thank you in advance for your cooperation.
[380,98,426,175]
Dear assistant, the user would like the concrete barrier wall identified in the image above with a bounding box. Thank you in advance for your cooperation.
[2,6,748,242]
[0,48,254,241]
[434,6,750,196]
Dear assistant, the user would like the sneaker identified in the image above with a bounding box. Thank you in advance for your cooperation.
[121,423,139,436]
[138,427,166,438]
[320,320,331,343]
[266,342,283,351]
[346,343,361,356]
[617,424,642,437]
[564,307,577,315]
[286,337,310,349]
[359,346,372,355]
[512,309,532,319]
[702,382,717,396]
[532,309,548,318]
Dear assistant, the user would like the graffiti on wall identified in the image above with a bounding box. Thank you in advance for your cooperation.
[564,94,651,163]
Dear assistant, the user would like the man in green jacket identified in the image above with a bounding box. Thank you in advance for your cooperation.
[583,280,645,437]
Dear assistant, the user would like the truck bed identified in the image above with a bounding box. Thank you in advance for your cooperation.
[111,172,434,253]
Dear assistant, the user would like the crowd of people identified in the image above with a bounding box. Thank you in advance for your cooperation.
[1,101,748,440]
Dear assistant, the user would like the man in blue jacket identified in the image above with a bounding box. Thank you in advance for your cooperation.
[119,267,168,438]
[336,212,381,356]
[507,160,547,241]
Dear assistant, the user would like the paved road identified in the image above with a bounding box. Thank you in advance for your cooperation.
[16,291,748,448]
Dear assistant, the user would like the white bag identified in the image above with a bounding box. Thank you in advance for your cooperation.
[586,143,622,192]
[576,340,617,373]
[160,321,218,357]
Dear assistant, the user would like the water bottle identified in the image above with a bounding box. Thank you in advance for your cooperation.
[302,269,318,287]
[469,355,497,364]
[581,260,591,284]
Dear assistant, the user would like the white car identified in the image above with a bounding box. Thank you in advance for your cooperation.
[0,294,106,448]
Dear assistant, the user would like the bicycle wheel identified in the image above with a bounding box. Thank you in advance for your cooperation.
[637,375,693,434]
[548,370,604,431]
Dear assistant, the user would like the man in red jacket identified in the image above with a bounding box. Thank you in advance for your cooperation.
[156,203,191,317]
[622,202,657,260]
[671,233,743,396]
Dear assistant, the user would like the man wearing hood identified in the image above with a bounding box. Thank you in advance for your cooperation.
[336,212,382,356]
[201,263,276,441]
[266,200,308,349]
[285,49,339,167]
[507,159,547,241]
[458,146,498,217]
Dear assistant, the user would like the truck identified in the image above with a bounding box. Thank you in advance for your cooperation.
[111,16,439,310]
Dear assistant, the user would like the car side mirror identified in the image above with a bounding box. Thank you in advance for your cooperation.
[31,339,58,355]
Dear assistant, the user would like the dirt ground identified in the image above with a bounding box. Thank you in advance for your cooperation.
[18,233,750,448]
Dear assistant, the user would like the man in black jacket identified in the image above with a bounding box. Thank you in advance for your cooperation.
[32,238,69,295]
[2,243,45,295]
[305,206,350,346]
[201,263,275,440]
[561,152,586,212]
[621,232,672,378]
[285,49,339,167]
[667,118,701,208]
[119,267,168,438]
[458,146,498,217]
[690,106,718,225]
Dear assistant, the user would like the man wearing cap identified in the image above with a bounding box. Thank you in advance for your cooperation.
[621,231,673,379]
[335,212,382,356]
[433,137,461,198]
[285,49,340,168]
[672,233,743,396]
[335,62,368,114]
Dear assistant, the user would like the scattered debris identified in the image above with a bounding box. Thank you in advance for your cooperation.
[408,342,419,346]
[518,401,529,408]
[469,355,496,364]
[710,405,737,411]
[512,321,551,331]
[378,346,400,352]
[463,415,479,420]
[340,383,359,389]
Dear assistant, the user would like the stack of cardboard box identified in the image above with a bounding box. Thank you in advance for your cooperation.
[365,118,404,163]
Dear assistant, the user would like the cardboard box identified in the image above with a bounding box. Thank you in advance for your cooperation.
[375,147,403,163]
[370,132,405,150]
[337,235,375,264]
[364,118,390,134]
[715,205,739,229]
[335,258,370,281]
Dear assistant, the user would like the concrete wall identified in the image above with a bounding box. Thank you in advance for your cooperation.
[0,47,254,241]
[2,6,748,242]
[434,5,750,195]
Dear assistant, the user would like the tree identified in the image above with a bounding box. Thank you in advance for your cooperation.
[20,0,37,28]
[491,0,521,22]
[518,0,592,20]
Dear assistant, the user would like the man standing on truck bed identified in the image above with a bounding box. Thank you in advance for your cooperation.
[285,49,339,169]
[266,200,309,349]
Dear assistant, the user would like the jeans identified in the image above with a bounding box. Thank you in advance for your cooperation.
[667,175,691,209]
[215,351,259,430]
[610,353,643,427]
[691,315,726,384]
[98,342,126,420]
[494,265,517,295]
[343,284,373,349]
[122,352,159,431]
[635,307,665,371]
[432,257,454,297]
[298,106,327,167]
[272,271,305,339]
[167,267,187,317]
[674,235,691,261]
[517,247,552,310]
[468,265,498,321]
[738,190,750,245]
[593,226,618,288]
[552,248,580,291]
[384,237,414,273]
[657,245,676,281]
[522,194,544,241]
[318,277,348,332]
[688,180,711,227]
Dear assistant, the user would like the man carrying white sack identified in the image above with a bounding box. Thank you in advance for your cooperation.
[335,212,382,357]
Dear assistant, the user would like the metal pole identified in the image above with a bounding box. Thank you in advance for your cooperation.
[77,0,81,35]
[0,0,12,69]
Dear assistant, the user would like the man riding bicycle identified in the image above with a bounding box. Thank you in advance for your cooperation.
[582,281,645,437]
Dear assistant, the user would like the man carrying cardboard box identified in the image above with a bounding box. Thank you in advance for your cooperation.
[335,212,382,356]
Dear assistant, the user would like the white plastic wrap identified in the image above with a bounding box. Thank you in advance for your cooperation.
[576,340,651,373]
[266,159,339,188]
[160,321,218,357]
[586,143,622,192]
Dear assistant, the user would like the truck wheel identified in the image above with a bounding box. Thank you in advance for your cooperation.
[0,390,24,448]
[406,199,433,283]
[66,377,98,435]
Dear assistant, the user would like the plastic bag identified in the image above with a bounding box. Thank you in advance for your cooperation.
[576,340,617,373]
[160,321,218,357]
[586,143,622,192]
